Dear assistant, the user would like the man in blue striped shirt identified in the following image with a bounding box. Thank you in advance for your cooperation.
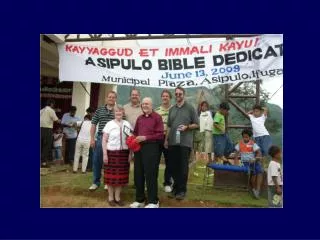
[89,91,117,191]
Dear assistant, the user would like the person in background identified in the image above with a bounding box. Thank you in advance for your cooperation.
[89,91,117,191]
[192,102,203,162]
[130,97,164,208]
[123,88,143,129]
[198,101,214,162]
[234,129,262,199]
[213,102,233,164]
[165,87,199,201]
[267,145,282,208]
[61,106,81,165]
[247,105,272,161]
[40,99,60,168]
[102,107,132,207]
[73,114,92,174]
[86,107,95,172]
[155,89,173,193]
[86,107,95,118]
[53,126,64,165]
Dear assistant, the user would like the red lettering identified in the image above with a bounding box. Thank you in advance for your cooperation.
[100,48,107,55]
[72,46,79,53]
[125,48,133,56]
[139,49,148,57]
[92,48,99,55]
[166,48,179,56]
[109,49,116,56]
[244,39,253,48]
[228,42,236,51]
[149,48,159,56]
[179,47,190,55]
[190,46,199,55]
[87,47,94,54]
[235,40,244,50]
[78,46,86,54]
[254,37,259,47]
[219,42,228,52]
[65,44,73,52]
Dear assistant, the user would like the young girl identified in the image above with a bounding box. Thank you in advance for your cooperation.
[53,126,63,165]
[198,101,214,162]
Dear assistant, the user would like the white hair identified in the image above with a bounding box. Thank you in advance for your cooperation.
[142,97,153,105]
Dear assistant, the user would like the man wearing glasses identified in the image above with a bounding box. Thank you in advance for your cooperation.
[164,87,199,200]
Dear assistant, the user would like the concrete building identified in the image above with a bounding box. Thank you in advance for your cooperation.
[40,34,122,117]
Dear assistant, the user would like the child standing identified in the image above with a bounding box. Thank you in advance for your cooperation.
[73,114,92,173]
[213,102,233,163]
[234,129,262,199]
[199,101,214,162]
[53,127,63,165]
[248,105,272,159]
[267,145,283,207]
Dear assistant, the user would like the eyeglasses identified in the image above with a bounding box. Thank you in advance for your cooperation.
[175,93,183,96]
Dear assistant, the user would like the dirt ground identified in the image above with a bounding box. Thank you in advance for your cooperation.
[40,162,267,208]
[41,185,232,208]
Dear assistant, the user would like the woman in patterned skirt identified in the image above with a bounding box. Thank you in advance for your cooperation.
[102,107,133,207]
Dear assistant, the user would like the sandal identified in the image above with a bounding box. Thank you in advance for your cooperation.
[108,200,116,207]
[115,200,125,206]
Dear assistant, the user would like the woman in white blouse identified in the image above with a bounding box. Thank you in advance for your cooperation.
[102,107,133,207]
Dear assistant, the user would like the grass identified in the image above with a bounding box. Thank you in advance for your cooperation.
[40,160,268,208]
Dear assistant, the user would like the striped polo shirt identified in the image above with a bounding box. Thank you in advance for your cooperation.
[91,105,115,134]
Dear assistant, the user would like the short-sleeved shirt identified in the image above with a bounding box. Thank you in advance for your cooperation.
[103,120,132,150]
[76,120,92,143]
[235,141,260,162]
[213,111,225,135]
[248,114,269,137]
[199,110,213,132]
[167,101,199,148]
[53,133,63,147]
[61,113,81,139]
[268,160,283,186]
[155,105,172,136]
[40,106,58,128]
[91,105,115,134]
[123,103,143,129]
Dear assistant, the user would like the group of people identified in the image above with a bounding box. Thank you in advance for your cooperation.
[40,86,282,208]
[42,105,95,174]
[85,87,199,208]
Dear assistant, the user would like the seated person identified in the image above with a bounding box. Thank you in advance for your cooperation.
[234,129,263,199]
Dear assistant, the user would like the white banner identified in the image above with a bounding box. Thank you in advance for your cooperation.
[58,34,283,89]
